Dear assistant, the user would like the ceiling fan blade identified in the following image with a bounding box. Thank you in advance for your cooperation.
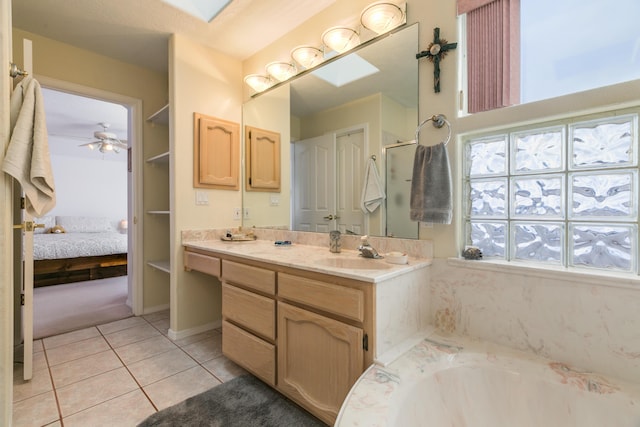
[78,141,101,147]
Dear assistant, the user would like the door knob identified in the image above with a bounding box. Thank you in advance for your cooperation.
[13,221,44,232]
[323,214,340,221]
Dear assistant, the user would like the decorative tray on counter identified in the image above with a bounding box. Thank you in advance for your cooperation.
[221,235,257,242]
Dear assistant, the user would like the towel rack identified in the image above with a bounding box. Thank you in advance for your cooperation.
[9,63,28,78]
[415,114,451,146]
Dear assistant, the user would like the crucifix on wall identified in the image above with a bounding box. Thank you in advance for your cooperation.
[416,27,457,93]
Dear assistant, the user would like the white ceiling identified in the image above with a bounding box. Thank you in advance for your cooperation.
[11,0,338,73]
[11,0,338,162]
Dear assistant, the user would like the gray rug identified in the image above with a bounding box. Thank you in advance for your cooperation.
[138,374,328,427]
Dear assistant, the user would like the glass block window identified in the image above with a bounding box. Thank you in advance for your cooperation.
[463,112,639,273]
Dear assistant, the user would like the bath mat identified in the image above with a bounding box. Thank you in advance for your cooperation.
[137,374,327,427]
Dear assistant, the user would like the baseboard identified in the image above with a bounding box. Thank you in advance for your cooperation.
[143,304,170,315]
[168,319,222,341]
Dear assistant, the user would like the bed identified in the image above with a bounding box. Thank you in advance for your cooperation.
[33,216,128,287]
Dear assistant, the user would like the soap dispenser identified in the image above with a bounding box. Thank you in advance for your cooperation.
[329,230,341,253]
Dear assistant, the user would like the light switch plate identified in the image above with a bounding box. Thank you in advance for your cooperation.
[195,191,209,205]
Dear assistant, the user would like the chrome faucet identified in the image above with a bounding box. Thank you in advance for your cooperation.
[358,235,383,259]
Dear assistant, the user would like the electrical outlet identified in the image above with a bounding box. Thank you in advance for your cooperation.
[233,207,241,220]
[269,195,280,206]
[243,207,250,219]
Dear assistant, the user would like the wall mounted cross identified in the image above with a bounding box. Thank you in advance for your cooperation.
[416,27,457,93]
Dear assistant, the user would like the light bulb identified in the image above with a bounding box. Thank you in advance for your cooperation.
[322,27,360,54]
[265,62,297,82]
[361,2,405,35]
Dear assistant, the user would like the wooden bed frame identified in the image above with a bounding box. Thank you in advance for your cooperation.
[33,253,127,288]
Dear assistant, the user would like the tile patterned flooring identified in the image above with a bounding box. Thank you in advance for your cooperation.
[12,310,248,427]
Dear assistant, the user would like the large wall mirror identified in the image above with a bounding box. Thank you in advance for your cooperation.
[242,23,419,238]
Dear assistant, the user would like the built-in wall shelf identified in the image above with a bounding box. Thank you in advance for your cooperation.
[147,210,170,215]
[147,260,170,273]
[147,104,169,125]
[146,151,170,164]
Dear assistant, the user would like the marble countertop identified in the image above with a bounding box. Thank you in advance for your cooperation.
[183,239,432,283]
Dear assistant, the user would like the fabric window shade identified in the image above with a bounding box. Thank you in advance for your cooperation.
[464,0,520,113]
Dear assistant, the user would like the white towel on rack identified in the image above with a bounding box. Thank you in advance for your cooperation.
[360,158,385,213]
[2,76,56,217]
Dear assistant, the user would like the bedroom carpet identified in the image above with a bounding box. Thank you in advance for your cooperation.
[33,275,132,339]
[137,374,328,427]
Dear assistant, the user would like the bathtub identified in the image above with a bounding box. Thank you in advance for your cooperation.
[336,331,640,427]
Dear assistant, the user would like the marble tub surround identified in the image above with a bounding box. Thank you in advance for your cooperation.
[181,227,433,259]
[336,330,640,427]
[429,258,640,385]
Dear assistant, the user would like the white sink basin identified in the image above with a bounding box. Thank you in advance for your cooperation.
[315,257,392,270]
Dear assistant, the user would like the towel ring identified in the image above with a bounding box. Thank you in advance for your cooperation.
[415,114,451,146]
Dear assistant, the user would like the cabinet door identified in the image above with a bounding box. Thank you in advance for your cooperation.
[194,113,240,190]
[245,125,280,192]
[277,302,363,425]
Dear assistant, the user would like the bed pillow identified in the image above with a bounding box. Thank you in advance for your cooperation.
[55,216,115,233]
[34,216,55,234]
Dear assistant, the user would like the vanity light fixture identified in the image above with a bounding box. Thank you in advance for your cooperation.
[360,2,405,35]
[291,46,325,70]
[265,61,298,82]
[322,26,361,54]
[244,74,273,93]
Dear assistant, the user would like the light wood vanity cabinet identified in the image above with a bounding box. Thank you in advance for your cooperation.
[184,248,372,425]
[277,301,364,424]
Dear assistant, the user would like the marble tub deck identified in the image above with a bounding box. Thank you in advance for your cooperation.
[336,328,640,427]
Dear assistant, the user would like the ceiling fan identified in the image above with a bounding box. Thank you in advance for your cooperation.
[79,122,128,154]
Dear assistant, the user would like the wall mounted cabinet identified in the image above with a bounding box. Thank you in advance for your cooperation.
[244,125,281,192]
[193,113,240,190]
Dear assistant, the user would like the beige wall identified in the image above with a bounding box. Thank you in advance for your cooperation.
[169,34,243,333]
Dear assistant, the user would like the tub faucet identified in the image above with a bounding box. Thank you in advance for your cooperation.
[358,235,383,259]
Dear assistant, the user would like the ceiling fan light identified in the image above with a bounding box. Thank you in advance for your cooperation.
[87,143,96,150]
[291,46,324,70]
[361,2,405,35]
[103,143,113,151]
[322,27,360,54]
[265,61,297,82]
[244,74,273,93]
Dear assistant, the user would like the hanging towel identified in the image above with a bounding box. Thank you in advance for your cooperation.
[360,158,386,213]
[2,76,55,217]
[410,142,452,224]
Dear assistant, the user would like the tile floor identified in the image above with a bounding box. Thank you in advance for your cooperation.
[12,310,248,427]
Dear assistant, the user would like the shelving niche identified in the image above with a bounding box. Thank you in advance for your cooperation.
[144,104,171,279]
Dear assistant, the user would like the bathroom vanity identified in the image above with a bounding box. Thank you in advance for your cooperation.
[183,238,431,425]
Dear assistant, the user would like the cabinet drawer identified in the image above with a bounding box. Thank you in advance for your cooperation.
[222,283,275,341]
[222,260,276,295]
[222,320,275,386]
[184,251,220,277]
[278,273,365,322]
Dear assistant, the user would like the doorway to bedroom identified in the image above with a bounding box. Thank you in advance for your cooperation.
[33,84,137,339]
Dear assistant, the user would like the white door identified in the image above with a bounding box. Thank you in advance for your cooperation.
[13,40,35,381]
[293,134,335,232]
[335,130,365,234]
[1,2,14,421]
[14,207,37,381]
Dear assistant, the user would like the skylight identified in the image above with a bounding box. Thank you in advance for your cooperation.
[161,0,232,23]
[312,53,380,87]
